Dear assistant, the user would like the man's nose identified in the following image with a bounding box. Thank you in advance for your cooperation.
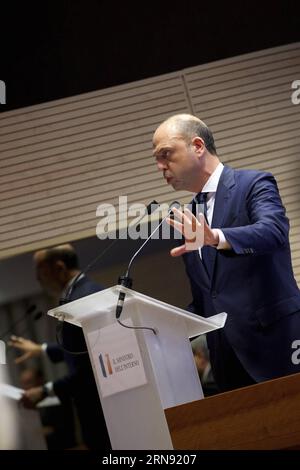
[157,160,167,171]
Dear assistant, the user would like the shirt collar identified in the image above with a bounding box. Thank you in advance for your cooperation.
[61,272,84,299]
[201,162,224,193]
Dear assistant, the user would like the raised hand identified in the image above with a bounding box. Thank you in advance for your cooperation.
[8,336,43,364]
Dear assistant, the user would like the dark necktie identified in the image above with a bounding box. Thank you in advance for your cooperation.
[195,192,209,224]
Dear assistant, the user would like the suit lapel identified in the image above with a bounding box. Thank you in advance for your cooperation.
[212,165,235,228]
[207,166,236,279]
[187,167,235,285]
[188,200,211,286]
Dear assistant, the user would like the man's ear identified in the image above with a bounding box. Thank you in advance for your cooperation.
[192,136,205,154]
[55,260,66,273]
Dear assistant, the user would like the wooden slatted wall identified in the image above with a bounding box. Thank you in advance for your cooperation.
[0,73,190,258]
[184,42,300,281]
[0,43,299,284]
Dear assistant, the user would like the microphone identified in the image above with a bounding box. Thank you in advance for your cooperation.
[116,201,181,319]
[55,200,160,356]
[60,200,160,306]
[0,304,38,340]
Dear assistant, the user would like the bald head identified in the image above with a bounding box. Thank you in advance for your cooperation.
[153,113,220,193]
[34,244,79,269]
[34,244,80,295]
[154,114,217,155]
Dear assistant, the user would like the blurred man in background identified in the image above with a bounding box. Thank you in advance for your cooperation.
[0,366,18,449]
[191,335,218,397]
[19,367,77,449]
[9,244,110,450]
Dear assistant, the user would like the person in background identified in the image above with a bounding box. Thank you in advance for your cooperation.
[191,335,218,397]
[19,367,77,449]
[0,366,18,449]
[9,244,110,450]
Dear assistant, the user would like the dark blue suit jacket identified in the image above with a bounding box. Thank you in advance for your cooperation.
[184,165,300,384]
[46,276,110,449]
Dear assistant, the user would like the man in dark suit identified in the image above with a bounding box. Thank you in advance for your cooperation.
[10,244,110,449]
[152,114,300,392]
[19,367,77,450]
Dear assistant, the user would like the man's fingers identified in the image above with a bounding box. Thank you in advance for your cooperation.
[8,341,22,349]
[8,341,26,352]
[170,245,187,257]
[198,212,205,225]
[180,207,194,222]
[19,395,35,410]
[171,206,183,217]
[167,217,198,243]
[166,217,184,234]
[172,207,192,225]
[10,335,18,341]
[14,352,31,364]
[9,335,25,346]
[174,207,204,242]
[9,335,22,343]
[172,207,202,227]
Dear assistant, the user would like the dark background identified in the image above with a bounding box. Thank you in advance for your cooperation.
[1,0,300,111]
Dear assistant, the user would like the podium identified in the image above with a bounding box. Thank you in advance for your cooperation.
[165,372,300,449]
[48,286,226,449]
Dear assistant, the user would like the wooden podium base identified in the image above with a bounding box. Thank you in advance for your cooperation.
[165,372,300,449]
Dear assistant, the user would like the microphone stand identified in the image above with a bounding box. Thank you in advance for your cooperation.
[56,200,160,354]
[116,202,180,335]
[59,200,160,305]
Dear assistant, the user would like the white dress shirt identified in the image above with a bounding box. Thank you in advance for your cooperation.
[195,162,230,254]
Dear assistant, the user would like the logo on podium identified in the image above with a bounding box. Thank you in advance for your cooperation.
[89,321,147,397]
[99,353,113,378]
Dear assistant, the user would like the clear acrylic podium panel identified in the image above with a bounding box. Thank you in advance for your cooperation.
[48,286,226,449]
